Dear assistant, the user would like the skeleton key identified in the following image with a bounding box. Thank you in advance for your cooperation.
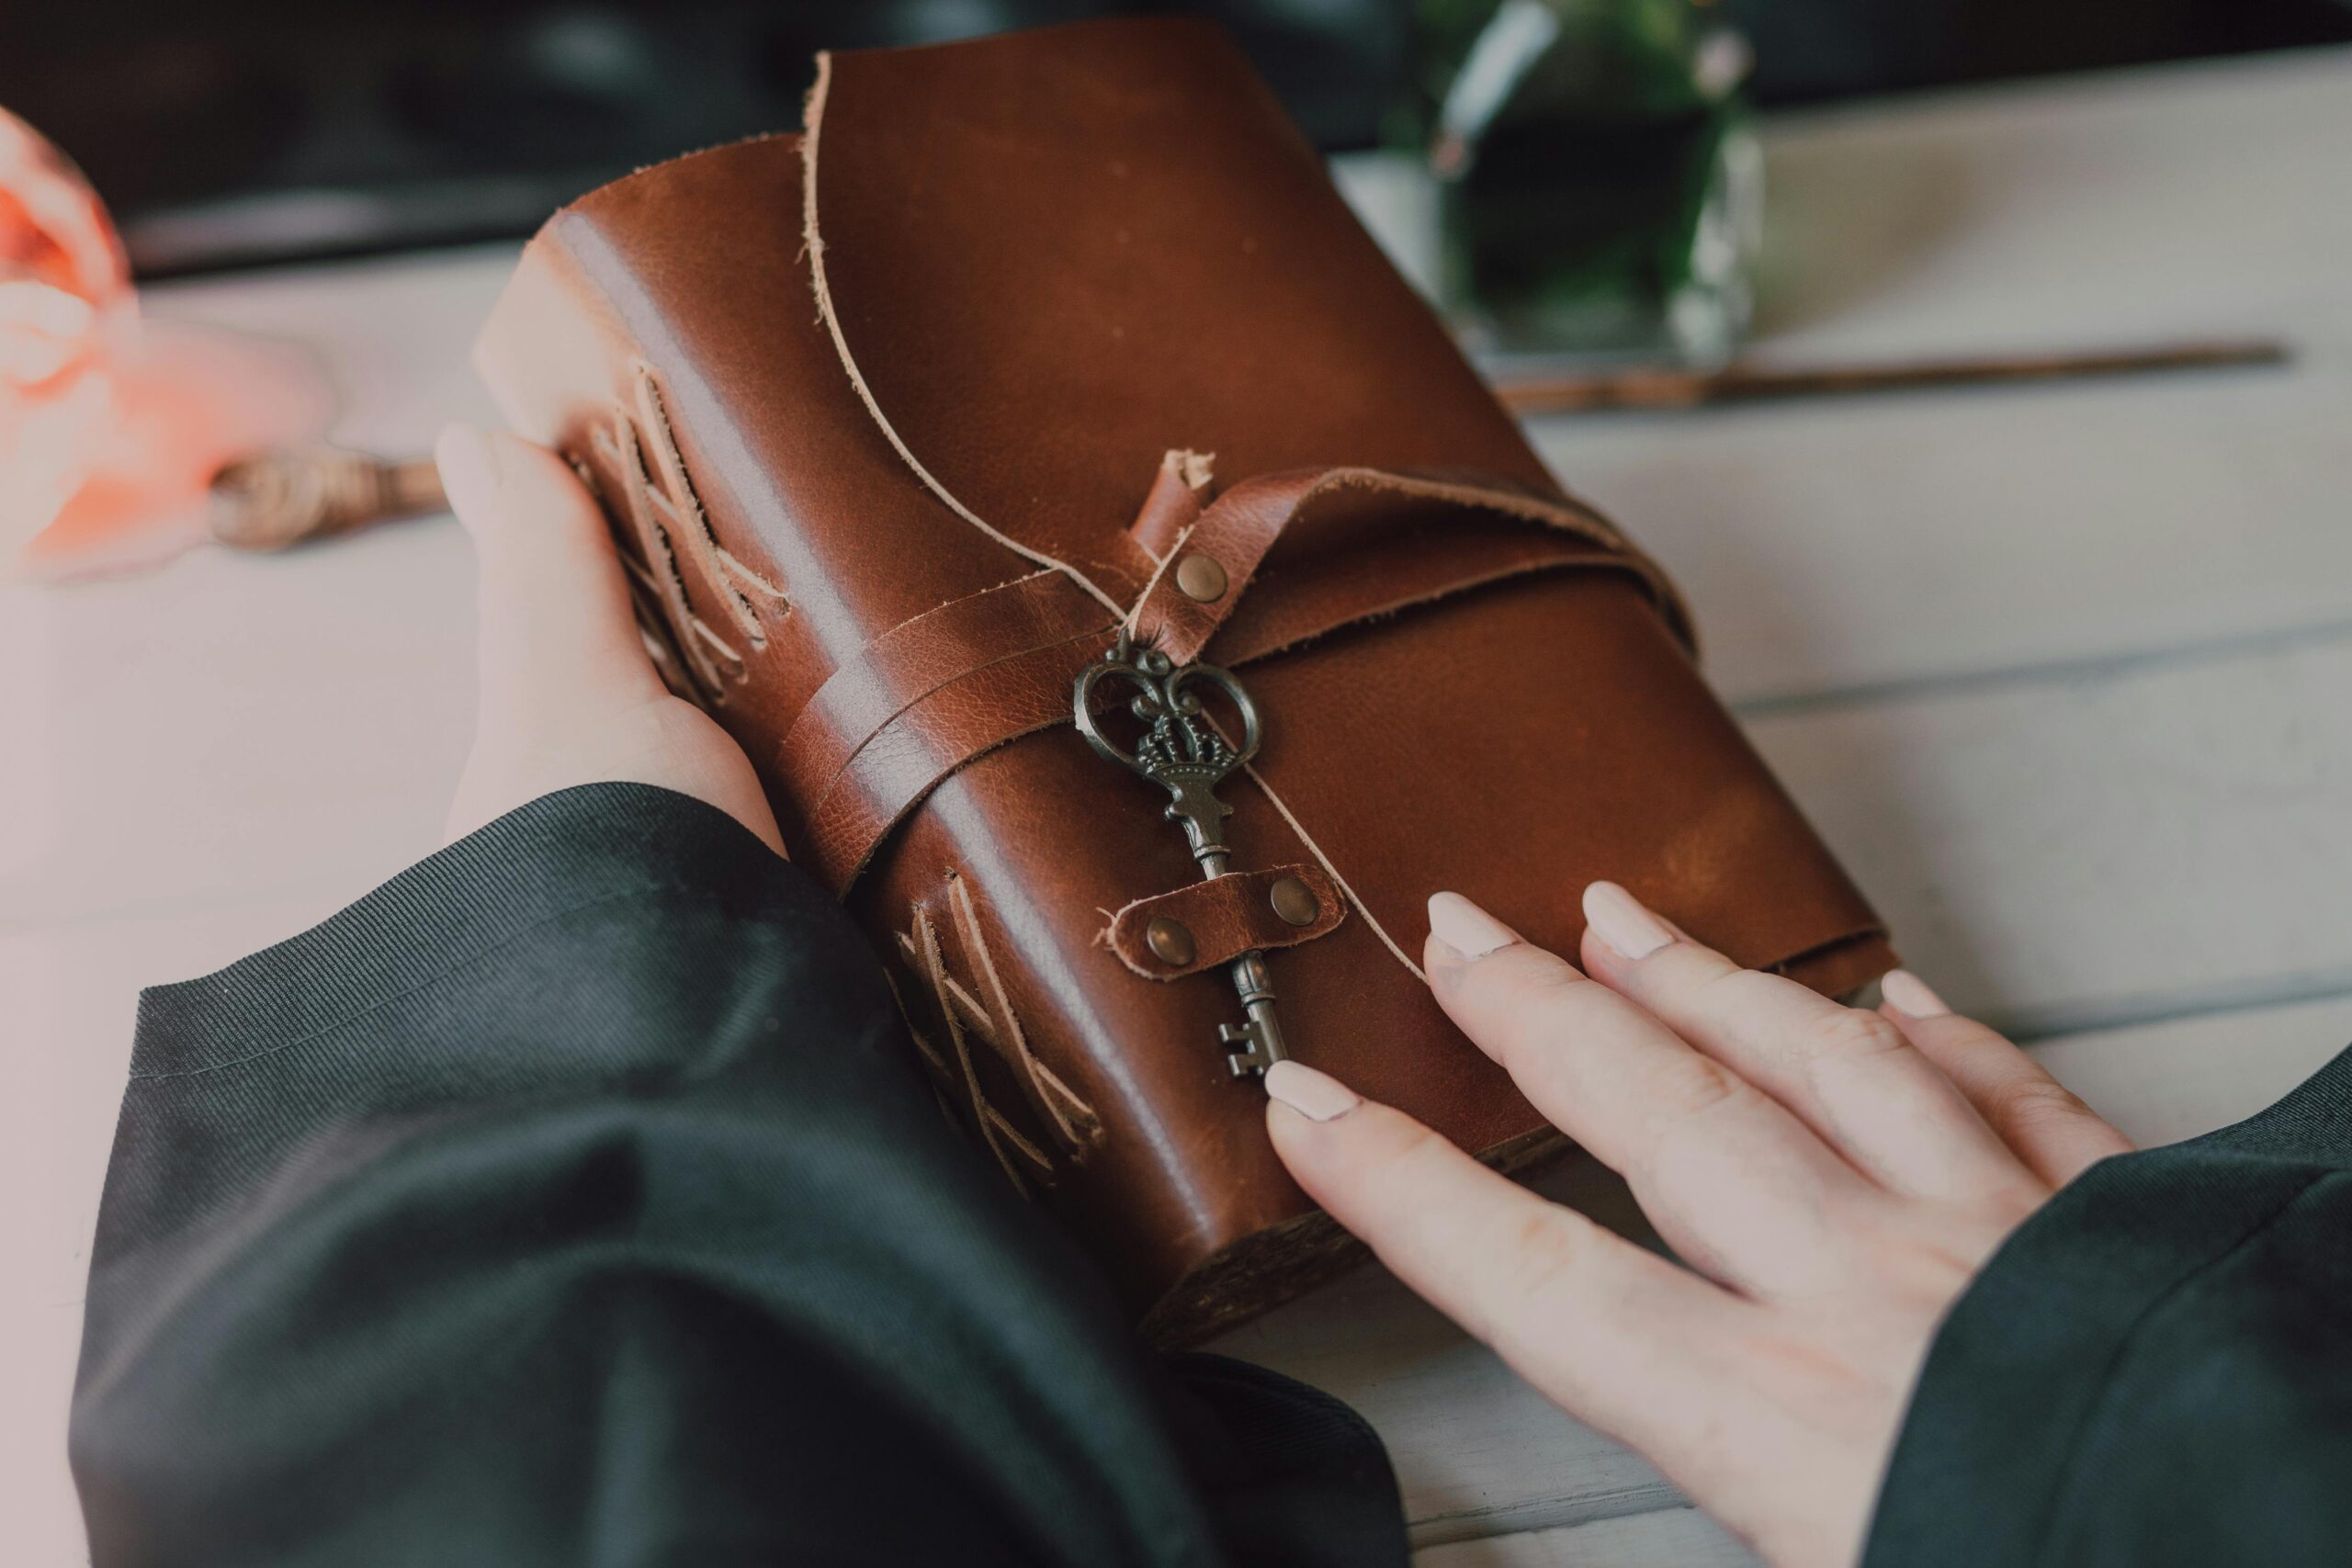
[1075,631,1292,1079]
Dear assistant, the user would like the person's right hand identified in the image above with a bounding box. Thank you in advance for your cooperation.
[1262,883,2132,1568]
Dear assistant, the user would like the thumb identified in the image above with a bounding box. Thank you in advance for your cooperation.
[435,423,785,856]
[437,423,668,730]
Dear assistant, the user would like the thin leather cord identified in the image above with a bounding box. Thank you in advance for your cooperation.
[907,905,1050,1189]
[948,872,1100,1149]
[1241,761,1426,983]
[1146,601,1430,988]
[1121,522,1193,641]
[801,54,1127,623]
[595,417,730,696]
[632,360,789,646]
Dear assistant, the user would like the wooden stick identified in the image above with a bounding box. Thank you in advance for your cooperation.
[207,447,446,551]
[1491,338,2290,415]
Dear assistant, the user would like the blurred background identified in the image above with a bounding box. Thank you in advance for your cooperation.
[9,0,2352,279]
[7,0,2346,572]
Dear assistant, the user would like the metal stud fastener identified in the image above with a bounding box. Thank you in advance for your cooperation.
[1174,552,1228,603]
[1269,875,1319,927]
[1146,916,1197,967]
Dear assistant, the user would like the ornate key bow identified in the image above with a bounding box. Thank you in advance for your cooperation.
[1075,631,1291,1079]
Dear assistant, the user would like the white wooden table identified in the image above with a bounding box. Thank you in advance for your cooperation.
[7,46,2350,1566]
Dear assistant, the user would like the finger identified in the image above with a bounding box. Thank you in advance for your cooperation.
[1576,883,2041,1204]
[437,423,667,732]
[1422,893,1873,1295]
[1263,1061,1757,1455]
[1880,971,2134,1187]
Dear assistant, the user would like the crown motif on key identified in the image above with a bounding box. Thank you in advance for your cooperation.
[1134,699,1239,785]
[1076,633,1260,862]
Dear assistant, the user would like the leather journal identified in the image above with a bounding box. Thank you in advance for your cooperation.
[473,17,1895,1345]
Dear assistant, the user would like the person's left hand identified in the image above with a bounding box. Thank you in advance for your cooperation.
[1262,884,2132,1568]
[435,423,783,853]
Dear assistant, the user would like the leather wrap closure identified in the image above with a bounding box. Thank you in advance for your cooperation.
[785,461,1684,895]
[1104,863,1348,980]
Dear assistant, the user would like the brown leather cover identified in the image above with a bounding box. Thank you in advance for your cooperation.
[471,17,1894,1344]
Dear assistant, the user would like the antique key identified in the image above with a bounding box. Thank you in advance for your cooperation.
[1075,631,1291,1079]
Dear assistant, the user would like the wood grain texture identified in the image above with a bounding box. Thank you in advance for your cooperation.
[1748,629,2352,1040]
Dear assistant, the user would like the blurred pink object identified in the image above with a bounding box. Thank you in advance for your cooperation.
[0,105,131,557]
[0,106,329,581]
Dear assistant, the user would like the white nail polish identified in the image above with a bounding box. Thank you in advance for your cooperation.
[1582,881,1674,961]
[1428,891,1518,960]
[1264,1060,1361,1122]
[1881,969,1951,1019]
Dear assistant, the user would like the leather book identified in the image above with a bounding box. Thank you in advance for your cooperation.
[472,17,1894,1344]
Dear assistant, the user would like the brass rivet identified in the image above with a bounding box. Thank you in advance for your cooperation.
[1269,875,1319,927]
[1146,916,1196,967]
[1174,552,1228,604]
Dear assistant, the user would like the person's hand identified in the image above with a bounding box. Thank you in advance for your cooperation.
[1262,884,2132,1568]
[435,423,783,853]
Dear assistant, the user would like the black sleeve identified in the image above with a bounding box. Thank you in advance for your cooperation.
[1866,1042,2352,1568]
[69,784,1406,1568]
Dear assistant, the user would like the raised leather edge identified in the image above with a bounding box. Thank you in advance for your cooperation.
[1131,466,1671,666]
[1102,863,1349,980]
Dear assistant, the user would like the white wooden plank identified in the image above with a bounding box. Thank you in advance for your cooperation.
[1531,47,2352,705]
[1749,629,2352,1036]
[0,515,479,928]
[1214,992,2352,1547]
[1752,49,2352,353]
[2030,996,2352,1148]
[0,249,514,931]
[1533,326,2352,707]
[130,243,517,455]
[1416,1505,1758,1568]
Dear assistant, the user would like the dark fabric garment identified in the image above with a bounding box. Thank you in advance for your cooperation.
[70,784,1407,1568]
[72,780,2352,1568]
[1866,1043,2352,1568]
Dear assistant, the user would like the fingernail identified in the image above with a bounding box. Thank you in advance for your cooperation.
[1264,1060,1361,1122]
[1881,969,1950,1019]
[1582,881,1674,961]
[435,423,499,523]
[1427,891,1519,961]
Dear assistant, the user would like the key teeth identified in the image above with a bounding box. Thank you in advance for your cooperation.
[1219,1022,1272,1079]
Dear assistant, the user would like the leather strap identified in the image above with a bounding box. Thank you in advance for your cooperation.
[1102,863,1347,980]
[790,463,1685,895]
[1129,467,1668,664]
[801,629,1111,890]
[778,569,1107,811]
[1126,448,1212,562]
